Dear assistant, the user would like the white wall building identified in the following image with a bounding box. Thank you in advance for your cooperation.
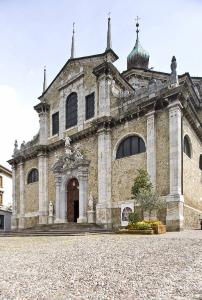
[0,164,12,209]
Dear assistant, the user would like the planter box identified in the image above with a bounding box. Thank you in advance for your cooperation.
[152,224,166,234]
[117,229,154,235]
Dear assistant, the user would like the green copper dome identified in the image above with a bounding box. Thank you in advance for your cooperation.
[127,20,150,70]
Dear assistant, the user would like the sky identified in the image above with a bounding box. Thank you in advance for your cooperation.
[0,0,202,168]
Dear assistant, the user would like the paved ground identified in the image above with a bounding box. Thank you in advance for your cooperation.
[0,230,201,300]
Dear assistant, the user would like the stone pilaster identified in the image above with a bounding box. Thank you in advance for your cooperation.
[11,164,17,230]
[34,102,50,144]
[96,127,112,227]
[98,74,111,117]
[146,111,156,188]
[77,166,88,223]
[38,152,48,224]
[166,100,184,231]
[19,161,25,229]
[77,84,84,131]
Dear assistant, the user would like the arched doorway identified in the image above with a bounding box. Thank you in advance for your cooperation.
[67,178,79,222]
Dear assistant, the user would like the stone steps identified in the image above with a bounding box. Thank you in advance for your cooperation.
[0,223,113,237]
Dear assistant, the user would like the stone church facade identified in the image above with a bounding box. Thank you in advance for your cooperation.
[8,19,202,231]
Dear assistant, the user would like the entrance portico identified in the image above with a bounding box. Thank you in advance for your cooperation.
[52,138,90,224]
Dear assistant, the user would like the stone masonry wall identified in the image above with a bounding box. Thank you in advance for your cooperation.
[183,117,202,227]
[155,110,169,196]
[111,117,147,203]
[24,158,39,213]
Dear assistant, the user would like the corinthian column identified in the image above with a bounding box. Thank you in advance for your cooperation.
[146,110,156,188]
[166,100,184,231]
[11,164,17,229]
[19,161,25,229]
[77,166,88,223]
[38,152,48,224]
[54,175,62,223]
[96,127,112,227]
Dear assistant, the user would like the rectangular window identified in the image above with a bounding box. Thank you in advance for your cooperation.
[0,176,2,188]
[0,193,3,206]
[52,112,59,135]
[85,93,95,120]
[0,215,4,229]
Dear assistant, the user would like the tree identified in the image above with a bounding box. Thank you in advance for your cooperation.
[131,169,153,198]
[131,169,165,220]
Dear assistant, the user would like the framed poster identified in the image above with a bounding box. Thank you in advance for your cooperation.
[121,203,134,226]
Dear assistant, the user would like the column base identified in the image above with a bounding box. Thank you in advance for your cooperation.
[96,204,112,228]
[11,216,17,230]
[39,215,48,225]
[18,217,25,229]
[87,210,95,224]
[77,216,87,223]
[54,218,67,224]
[166,194,184,231]
[48,216,54,224]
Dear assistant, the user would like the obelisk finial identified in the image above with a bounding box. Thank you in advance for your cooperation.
[70,22,75,59]
[106,12,112,51]
[43,66,47,93]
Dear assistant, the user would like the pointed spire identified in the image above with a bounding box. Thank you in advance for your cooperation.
[43,66,47,93]
[106,13,112,51]
[70,22,75,59]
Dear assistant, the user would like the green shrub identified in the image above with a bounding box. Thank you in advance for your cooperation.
[127,221,152,230]
[128,211,142,224]
[144,220,162,226]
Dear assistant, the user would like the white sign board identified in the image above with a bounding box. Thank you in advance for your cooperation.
[121,203,134,227]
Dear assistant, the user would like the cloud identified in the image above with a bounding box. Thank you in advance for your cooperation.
[0,85,38,168]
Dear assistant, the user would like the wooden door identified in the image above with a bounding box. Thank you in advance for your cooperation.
[67,178,79,222]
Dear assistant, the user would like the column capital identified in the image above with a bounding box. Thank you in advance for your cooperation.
[168,100,183,110]
[146,110,156,118]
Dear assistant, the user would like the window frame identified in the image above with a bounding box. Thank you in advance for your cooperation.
[116,135,146,159]
[52,111,59,136]
[183,135,192,159]
[27,169,39,184]
[85,92,95,120]
[199,154,202,171]
[66,92,78,129]
[0,176,2,188]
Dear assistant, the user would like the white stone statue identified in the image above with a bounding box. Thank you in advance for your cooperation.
[64,136,73,156]
[74,144,83,161]
[49,201,54,217]
[65,136,71,147]
[14,140,18,154]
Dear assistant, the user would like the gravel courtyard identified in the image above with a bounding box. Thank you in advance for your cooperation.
[0,231,201,300]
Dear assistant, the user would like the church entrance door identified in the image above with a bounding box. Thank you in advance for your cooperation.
[67,178,79,222]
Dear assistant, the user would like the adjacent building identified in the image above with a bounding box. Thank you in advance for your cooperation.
[0,164,12,231]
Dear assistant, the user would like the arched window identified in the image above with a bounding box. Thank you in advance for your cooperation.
[116,135,146,159]
[27,169,38,184]
[66,92,78,129]
[199,154,202,170]
[183,135,191,158]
